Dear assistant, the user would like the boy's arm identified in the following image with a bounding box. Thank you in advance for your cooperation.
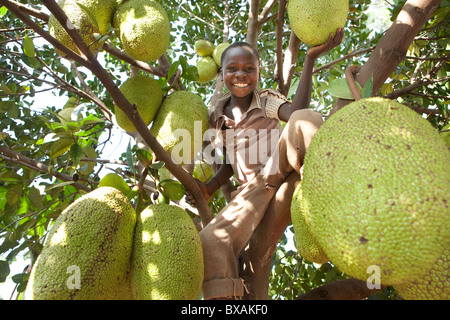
[278,28,344,122]
[185,162,234,206]
[204,162,234,197]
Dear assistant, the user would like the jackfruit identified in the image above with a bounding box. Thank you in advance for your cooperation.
[48,0,116,56]
[131,203,204,300]
[150,90,209,165]
[99,172,131,196]
[196,56,218,83]
[291,182,329,264]
[394,247,449,300]
[25,187,137,300]
[114,75,163,132]
[287,0,348,46]
[301,97,450,286]
[212,42,231,67]
[194,40,215,57]
[113,0,170,61]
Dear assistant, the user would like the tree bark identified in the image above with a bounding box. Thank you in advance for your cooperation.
[331,0,442,115]
[296,278,384,300]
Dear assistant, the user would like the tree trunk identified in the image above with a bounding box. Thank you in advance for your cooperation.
[331,0,442,115]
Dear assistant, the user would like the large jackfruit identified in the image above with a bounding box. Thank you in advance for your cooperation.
[49,0,116,56]
[301,97,450,286]
[25,187,136,300]
[114,75,163,132]
[113,0,170,61]
[150,90,209,165]
[131,204,204,300]
[291,182,329,264]
[394,247,449,300]
[287,0,348,46]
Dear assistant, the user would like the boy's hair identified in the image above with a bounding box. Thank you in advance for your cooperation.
[220,41,260,68]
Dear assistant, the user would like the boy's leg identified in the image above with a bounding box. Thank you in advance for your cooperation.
[200,173,279,299]
[200,109,323,300]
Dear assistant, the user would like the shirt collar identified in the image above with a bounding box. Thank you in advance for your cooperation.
[209,89,261,124]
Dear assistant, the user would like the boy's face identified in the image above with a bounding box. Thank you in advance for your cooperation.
[222,47,260,99]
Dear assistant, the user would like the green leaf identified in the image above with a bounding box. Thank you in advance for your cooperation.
[0,260,10,283]
[149,161,165,170]
[69,143,83,165]
[76,2,99,30]
[23,34,36,58]
[6,184,23,206]
[326,78,362,100]
[136,149,153,168]
[1,82,13,94]
[159,179,185,201]
[49,138,74,158]
[361,74,374,99]
[47,181,76,190]
[168,61,180,80]
[126,141,135,174]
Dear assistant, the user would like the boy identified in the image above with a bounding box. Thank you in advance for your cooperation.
[189,29,344,299]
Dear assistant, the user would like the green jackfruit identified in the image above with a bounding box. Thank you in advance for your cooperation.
[49,0,116,56]
[291,182,329,264]
[287,0,348,46]
[196,56,218,83]
[301,97,450,286]
[114,75,163,132]
[194,40,215,57]
[150,91,209,165]
[113,0,170,61]
[131,204,204,300]
[212,42,230,67]
[25,187,136,300]
[394,247,449,300]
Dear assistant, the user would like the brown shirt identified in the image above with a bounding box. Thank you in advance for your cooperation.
[208,89,289,187]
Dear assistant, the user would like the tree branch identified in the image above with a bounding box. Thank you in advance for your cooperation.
[0,145,91,192]
[331,0,443,114]
[275,0,286,94]
[296,278,385,300]
[102,42,167,78]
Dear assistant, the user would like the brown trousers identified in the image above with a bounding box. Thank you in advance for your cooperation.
[199,109,324,299]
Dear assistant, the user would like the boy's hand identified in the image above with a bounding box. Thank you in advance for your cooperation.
[306,28,344,60]
[185,178,211,206]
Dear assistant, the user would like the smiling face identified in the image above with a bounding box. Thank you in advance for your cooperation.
[221,46,260,99]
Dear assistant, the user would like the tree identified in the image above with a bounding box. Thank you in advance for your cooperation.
[0,0,448,300]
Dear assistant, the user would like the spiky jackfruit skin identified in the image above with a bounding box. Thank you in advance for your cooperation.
[287,0,348,46]
[113,0,170,61]
[291,182,329,264]
[114,75,163,132]
[301,97,450,286]
[394,247,449,300]
[150,91,209,165]
[25,187,136,300]
[131,204,204,300]
[196,56,218,83]
[48,0,116,56]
